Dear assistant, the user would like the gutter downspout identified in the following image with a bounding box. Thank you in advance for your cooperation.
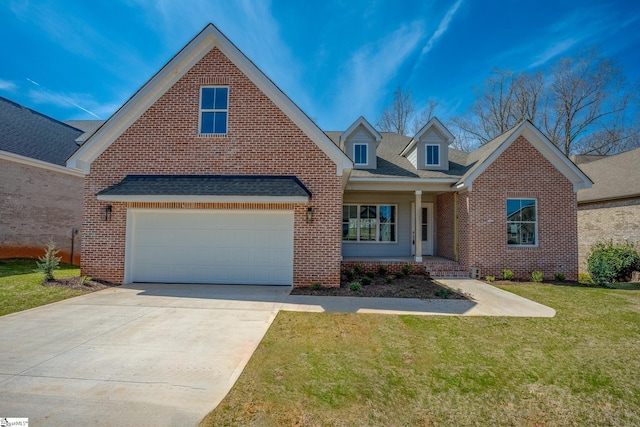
[454,192,459,262]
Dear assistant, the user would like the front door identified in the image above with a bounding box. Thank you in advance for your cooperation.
[421,203,433,256]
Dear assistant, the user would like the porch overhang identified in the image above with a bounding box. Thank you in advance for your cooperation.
[345,177,458,192]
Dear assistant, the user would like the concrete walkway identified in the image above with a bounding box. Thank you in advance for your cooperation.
[0,279,553,426]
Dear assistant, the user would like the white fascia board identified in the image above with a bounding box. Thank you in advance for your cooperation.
[401,117,454,156]
[346,177,458,192]
[96,194,310,203]
[1,150,85,177]
[348,177,458,183]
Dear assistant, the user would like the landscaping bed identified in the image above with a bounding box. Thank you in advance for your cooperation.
[42,276,118,291]
[291,273,467,299]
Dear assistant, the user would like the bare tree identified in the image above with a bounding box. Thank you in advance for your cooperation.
[454,48,638,155]
[411,98,439,135]
[376,88,415,135]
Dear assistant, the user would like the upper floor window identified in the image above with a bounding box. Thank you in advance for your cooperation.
[353,143,368,165]
[507,198,537,246]
[426,144,440,166]
[200,86,228,135]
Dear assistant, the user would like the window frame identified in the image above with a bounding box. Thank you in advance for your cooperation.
[506,198,538,247]
[425,144,440,166]
[199,86,229,136]
[342,204,397,243]
[353,143,369,166]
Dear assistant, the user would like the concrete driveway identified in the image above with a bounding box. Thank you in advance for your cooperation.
[0,283,290,426]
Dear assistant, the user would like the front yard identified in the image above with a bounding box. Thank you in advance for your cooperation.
[203,283,640,426]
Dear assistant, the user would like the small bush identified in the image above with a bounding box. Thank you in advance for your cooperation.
[502,269,514,281]
[485,275,495,282]
[578,273,594,285]
[362,276,372,286]
[385,275,394,283]
[394,271,405,279]
[311,282,322,290]
[344,269,355,281]
[354,264,364,275]
[435,288,452,298]
[587,241,640,286]
[365,271,375,278]
[378,265,389,276]
[531,271,544,282]
[554,273,566,282]
[81,276,92,286]
[349,281,362,292]
[402,264,412,275]
[35,241,61,282]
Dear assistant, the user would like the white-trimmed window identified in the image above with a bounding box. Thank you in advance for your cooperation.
[342,205,396,242]
[200,86,228,135]
[507,198,537,246]
[426,144,440,166]
[353,143,368,165]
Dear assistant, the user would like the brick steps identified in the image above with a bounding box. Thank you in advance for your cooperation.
[424,261,469,278]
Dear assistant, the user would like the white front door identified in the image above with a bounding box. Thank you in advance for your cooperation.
[421,203,434,256]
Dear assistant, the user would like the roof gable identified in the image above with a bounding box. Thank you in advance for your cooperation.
[400,117,454,156]
[340,116,381,147]
[456,121,592,192]
[67,23,352,176]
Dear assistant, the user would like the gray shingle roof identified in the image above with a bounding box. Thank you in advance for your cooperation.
[577,147,640,203]
[63,120,106,143]
[98,175,312,197]
[0,96,83,166]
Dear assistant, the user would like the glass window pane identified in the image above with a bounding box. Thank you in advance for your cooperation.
[379,205,394,223]
[521,223,536,244]
[354,144,367,164]
[201,88,214,109]
[521,199,536,221]
[380,224,396,242]
[360,218,376,241]
[507,224,520,244]
[427,145,439,165]
[214,112,227,134]
[360,205,376,219]
[506,199,521,221]
[214,87,228,109]
[201,112,214,133]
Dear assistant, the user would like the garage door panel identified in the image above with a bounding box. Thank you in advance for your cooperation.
[130,210,293,285]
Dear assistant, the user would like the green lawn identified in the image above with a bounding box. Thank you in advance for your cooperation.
[0,258,87,316]
[203,283,640,426]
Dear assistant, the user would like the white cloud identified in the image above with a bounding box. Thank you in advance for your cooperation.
[331,21,425,126]
[421,0,464,56]
[529,38,578,68]
[0,78,17,92]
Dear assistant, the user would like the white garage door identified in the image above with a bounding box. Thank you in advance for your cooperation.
[128,209,294,285]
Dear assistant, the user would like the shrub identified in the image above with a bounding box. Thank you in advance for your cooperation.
[435,288,452,298]
[531,271,544,282]
[354,264,364,275]
[587,241,640,286]
[554,272,566,282]
[362,276,372,286]
[344,269,355,281]
[311,282,322,290]
[365,271,375,279]
[578,273,594,285]
[485,275,495,282]
[394,271,405,278]
[378,265,389,276]
[349,281,362,292]
[35,241,61,282]
[81,276,92,286]
[385,275,394,283]
[502,269,514,281]
[402,264,412,275]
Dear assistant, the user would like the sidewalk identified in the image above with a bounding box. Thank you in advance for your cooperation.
[281,279,555,317]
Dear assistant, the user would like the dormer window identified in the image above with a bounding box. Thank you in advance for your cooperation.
[426,144,440,166]
[200,86,228,135]
[354,143,368,166]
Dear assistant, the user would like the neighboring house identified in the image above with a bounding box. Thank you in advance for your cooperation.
[575,148,640,271]
[0,96,86,263]
[67,24,591,286]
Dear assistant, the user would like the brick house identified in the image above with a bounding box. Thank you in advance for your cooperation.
[0,96,88,264]
[67,24,591,285]
[575,148,640,271]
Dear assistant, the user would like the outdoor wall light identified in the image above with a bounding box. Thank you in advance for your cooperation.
[105,205,113,221]
[306,207,314,223]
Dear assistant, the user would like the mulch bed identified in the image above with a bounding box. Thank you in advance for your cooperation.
[291,274,467,299]
[42,276,119,291]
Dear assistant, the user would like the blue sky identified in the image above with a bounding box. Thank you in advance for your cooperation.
[1,0,639,131]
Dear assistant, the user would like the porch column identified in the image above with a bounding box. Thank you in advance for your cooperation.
[415,190,422,262]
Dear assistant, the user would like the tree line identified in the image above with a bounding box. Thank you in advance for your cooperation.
[376,48,639,155]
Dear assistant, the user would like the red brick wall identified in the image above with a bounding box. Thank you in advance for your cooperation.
[0,158,83,264]
[436,192,455,260]
[460,136,578,280]
[82,47,342,286]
